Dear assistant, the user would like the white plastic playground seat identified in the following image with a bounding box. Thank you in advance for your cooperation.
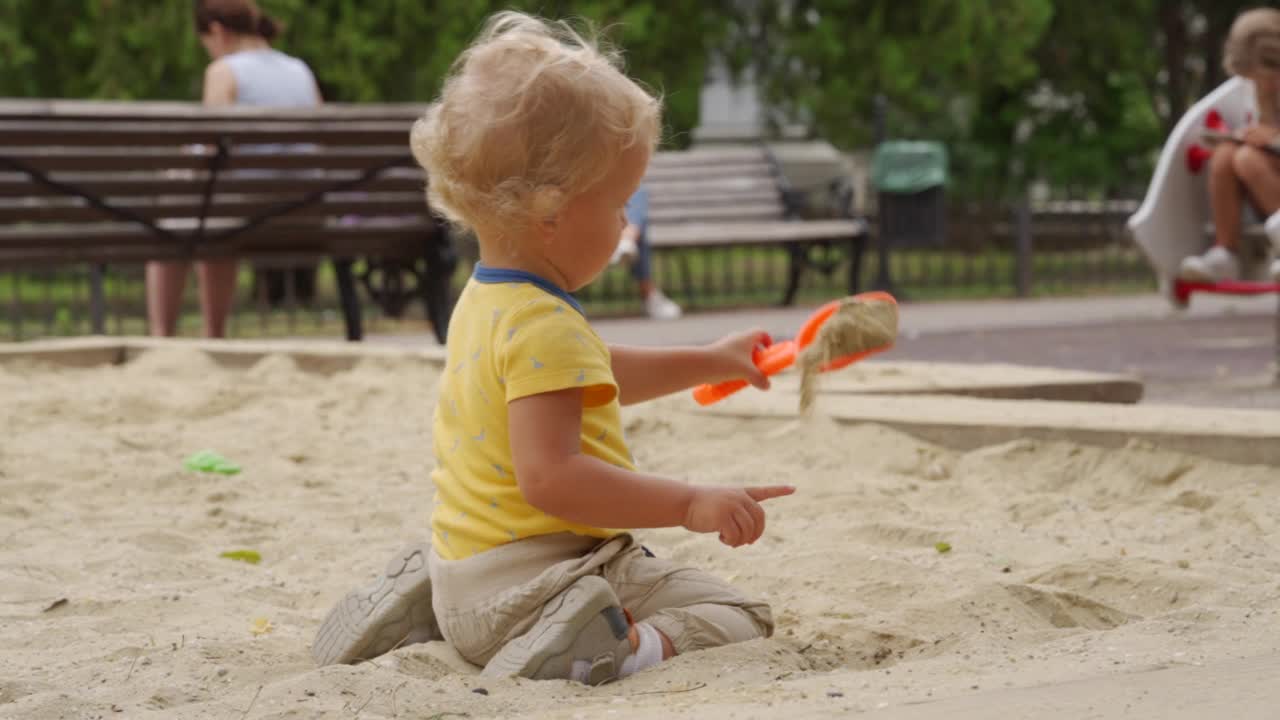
[1127,77,1274,304]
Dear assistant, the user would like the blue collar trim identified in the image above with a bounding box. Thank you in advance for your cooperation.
[472,263,585,316]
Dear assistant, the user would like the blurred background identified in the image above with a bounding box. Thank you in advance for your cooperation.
[0,0,1262,337]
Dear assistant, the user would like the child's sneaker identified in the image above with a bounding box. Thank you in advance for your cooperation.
[1178,245,1241,283]
[312,541,442,666]
[481,575,632,685]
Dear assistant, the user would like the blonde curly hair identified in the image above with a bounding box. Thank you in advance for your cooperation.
[1224,8,1280,77]
[410,12,661,240]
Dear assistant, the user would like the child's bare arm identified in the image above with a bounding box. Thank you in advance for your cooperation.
[609,329,771,405]
[509,387,793,546]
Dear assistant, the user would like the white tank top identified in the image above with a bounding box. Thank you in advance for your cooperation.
[221,48,318,108]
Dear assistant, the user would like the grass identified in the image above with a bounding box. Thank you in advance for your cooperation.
[0,244,1155,340]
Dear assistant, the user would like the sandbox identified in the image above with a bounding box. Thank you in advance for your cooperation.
[1,341,1277,719]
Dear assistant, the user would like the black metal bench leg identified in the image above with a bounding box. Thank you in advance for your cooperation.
[782,244,805,306]
[333,257,363,342]
[847,233,867,295]
[422,231,457,345]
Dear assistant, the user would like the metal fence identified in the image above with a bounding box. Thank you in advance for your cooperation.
[0,196,1153,341]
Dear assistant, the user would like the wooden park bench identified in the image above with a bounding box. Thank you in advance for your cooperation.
[643,146,868,306]
[0,100,455,343]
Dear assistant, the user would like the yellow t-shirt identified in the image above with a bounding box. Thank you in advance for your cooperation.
[430,266,634,560]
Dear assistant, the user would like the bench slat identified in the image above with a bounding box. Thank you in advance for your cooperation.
[643,162,773,183]
[0,218,436,264]
[648,188,781,209]
[0,169,425,198]
[0,99,427,121]
[648,204,782,224]
[0,239,424,266]
[650,219,866,248]
[648,148,767,168]
[0,120,413,147]
[1,146,414,173]
[648,176,778,197]
[0,192,427,223]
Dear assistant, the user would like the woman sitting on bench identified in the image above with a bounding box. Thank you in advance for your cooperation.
[146,0,322,337]
[1180,8,1280,285]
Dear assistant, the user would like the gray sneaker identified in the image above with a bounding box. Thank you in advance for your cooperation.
[481,575,631,685]
[312,541,442,666]
[1179,246,1241,283]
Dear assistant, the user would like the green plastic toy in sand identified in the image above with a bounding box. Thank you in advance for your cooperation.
[184,450,242,475]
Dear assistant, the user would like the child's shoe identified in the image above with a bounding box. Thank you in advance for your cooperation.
[481,575,632,685]
[312,541,441,665]
[1178,245,1241,283]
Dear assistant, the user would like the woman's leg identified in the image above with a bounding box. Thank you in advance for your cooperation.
[1209,144,1246,251]
[145,261,190,337]
[196,259,239,338]
[1232,146,1280,279]
[1231,145,1280,217]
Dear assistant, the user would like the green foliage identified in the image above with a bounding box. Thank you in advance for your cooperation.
[0,0,725,147]
[0,0,1268,191]
[742,0,1053,142]
[729,0,1052,195]
[732,0,1264,196]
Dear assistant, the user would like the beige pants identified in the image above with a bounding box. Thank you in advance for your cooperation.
[429,533,773,667]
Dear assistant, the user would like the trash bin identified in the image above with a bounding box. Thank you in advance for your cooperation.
[871,140,948,249]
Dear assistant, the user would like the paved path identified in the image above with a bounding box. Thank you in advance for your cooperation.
[369,293,1279,409]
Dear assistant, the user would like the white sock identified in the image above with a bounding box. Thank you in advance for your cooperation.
[619,622,665,678]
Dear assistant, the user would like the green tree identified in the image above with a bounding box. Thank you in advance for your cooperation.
[1,0,1272,191]
[730,0,1269,195]
[0,0,727,147]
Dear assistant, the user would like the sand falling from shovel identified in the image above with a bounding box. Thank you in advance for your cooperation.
[797,296,899,414]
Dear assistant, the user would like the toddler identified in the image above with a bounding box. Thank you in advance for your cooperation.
[313,11,794,684]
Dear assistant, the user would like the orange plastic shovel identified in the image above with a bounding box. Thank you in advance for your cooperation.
[692,291,898,406]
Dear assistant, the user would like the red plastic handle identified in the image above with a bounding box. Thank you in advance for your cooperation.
[692,339,796,406]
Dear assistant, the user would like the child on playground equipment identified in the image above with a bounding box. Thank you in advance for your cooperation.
[312,11,797,684]
[1180,7,1280,285]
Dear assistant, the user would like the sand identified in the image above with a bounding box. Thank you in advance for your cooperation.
[797,296,898,414]
[2,348,1279,719]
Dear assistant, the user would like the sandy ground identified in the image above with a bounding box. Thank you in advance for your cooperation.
[2,349,1280,719]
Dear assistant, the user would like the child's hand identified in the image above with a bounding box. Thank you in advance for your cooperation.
[683,485,796,547]
[707,329,773,390]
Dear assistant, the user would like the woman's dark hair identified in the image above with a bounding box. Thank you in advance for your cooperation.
[194,0,280,41]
